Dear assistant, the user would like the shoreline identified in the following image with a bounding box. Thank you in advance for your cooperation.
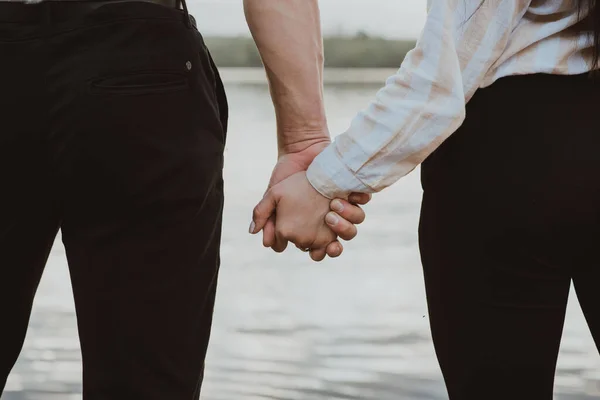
[218,67,399,85]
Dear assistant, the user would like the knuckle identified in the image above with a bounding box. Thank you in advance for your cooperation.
[278,226,294,240]
[275,222,287,236]
[296,239,311,249]
[331,219,349,234]
[274,240,288,253]
[343,225,358,240]
[328,250,341,258]
[355,211,366,224]
[252,205,262,220]
[269,186,282,199]
[311,252,325,262]
[344,205,364,221]
[315,234,336,249]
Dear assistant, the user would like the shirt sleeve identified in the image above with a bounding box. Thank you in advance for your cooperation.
[306,0,530,199]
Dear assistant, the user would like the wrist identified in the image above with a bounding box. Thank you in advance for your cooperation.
[277,125,330,157]
[278,130,331,157]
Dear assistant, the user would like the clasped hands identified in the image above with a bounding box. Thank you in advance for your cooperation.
[249,140,370,261]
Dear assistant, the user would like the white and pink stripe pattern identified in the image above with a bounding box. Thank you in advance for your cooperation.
[307,0,594,198]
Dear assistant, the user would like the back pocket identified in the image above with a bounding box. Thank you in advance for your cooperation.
[89,71,189,96]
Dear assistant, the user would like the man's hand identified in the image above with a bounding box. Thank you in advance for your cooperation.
[267,138,330,190]
[244,0,370,259]
[251,172,371,262]
[252,172,339,260]
[259,138,370,259]
[259,138,329,255]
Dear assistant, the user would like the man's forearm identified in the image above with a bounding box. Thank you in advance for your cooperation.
[244,0,328,155]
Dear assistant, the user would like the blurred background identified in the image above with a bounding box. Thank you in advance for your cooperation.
[4,0,600,399]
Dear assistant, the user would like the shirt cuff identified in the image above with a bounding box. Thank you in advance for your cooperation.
[306,143,373,199]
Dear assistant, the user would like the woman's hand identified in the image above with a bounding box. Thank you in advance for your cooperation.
[309,193,370,261]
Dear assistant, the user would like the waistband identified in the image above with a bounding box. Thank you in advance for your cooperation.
[0,0,192,25]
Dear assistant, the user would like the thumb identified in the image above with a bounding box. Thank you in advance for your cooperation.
[250,190,278,234]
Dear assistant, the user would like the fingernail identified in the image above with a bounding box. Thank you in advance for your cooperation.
[249,221,256,234]
[325,212,339,226]
[331,199,344,213]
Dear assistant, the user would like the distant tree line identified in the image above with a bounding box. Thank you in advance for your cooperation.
[203,33,417,68]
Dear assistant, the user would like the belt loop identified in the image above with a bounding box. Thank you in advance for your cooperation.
[179,0,192,29]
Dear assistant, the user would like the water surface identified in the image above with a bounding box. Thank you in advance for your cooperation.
[4,71,600,400]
